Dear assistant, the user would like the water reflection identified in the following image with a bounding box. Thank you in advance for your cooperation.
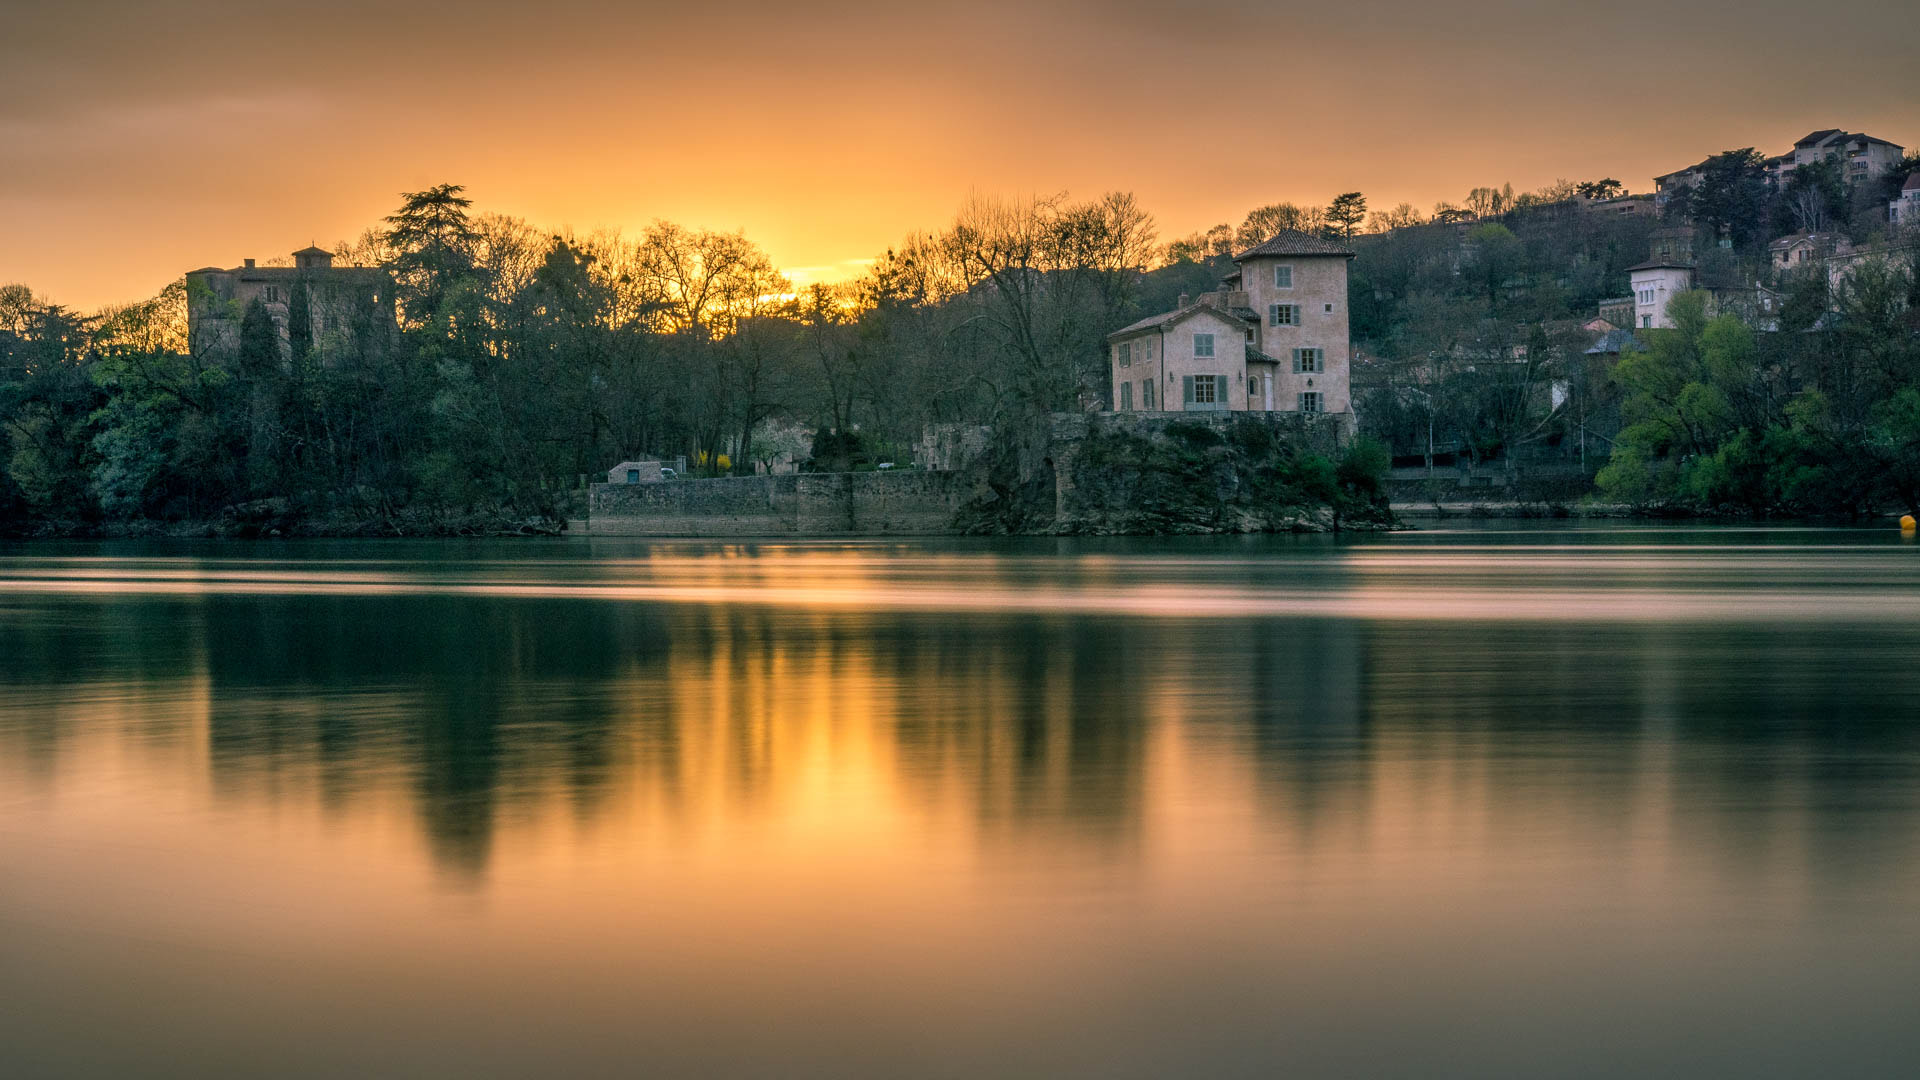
[3,532,1920,1077]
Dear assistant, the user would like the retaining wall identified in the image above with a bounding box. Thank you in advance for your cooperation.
[584,471,969,536]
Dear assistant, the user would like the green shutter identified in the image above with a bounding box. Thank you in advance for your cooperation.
[1290,348,1301,373]
[1182,375,1194,405]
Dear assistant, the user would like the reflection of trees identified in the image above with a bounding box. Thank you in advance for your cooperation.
[9,584,1920,902]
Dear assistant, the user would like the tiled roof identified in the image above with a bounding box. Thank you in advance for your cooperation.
[1234,229,1355,259]
[1767,232,1845,250]
[1903,173,1920,192]
[1585,329,1638,355]
[1627,259,1693,272]
[1107,299,1256,341]
[1794,129,1844,148]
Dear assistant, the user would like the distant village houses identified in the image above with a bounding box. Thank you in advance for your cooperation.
[1655,129,1906,206]
[1103,230,1353,427]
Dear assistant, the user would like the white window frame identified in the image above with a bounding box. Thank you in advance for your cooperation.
[1117,342,1132,368]
[1273,265,1293,289]
[1193,332,1215,358]
[1142,378,1155,409]
[1269,303,1298,326]
[1291,347,1324,374]
[1193,375,1217,404]
[1298,391,1323,414]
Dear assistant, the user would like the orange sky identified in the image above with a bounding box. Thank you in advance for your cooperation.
[4,0,1916,311]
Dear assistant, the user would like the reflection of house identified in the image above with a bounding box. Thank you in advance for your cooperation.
[185,246,392,358]
[1105,230,1352,419]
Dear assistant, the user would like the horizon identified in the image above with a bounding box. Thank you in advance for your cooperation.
[4,0,1918,311]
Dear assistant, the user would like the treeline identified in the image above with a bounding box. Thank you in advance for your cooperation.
[1,187,1158,532]
[7,159,1920,534]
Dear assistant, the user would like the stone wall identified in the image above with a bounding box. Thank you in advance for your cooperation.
[583,470,968,536]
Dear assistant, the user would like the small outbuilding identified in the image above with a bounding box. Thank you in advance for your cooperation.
[606,460,664,484]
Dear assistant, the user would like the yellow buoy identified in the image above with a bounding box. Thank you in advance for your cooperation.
[1904,514,1918,532]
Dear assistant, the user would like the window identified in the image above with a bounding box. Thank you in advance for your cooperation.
[1142,378,1155,409]
[626,469,640,483]
[1298,392,1324,414]
[1291,348,1323,374]
[1193,332,1214,358]
[1248,374,1261,399]
[1269,304,1298,326]
[1324,303,1334,313]
[1642,314,1652,328]
[1120,381,1133,410]
[1192,375,1217,404]
[264,285,281,303]
[1117,342,1132,368]
[1273,265,1293,288]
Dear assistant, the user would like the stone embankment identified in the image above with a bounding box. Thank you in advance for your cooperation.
[580,411,1375,537]
[581,471,966,536]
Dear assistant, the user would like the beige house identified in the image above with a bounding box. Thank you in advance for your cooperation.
[1105,230,1353,419]
[1766,130,1905,185]
[185,246,392,358]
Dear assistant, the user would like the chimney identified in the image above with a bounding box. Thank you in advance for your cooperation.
[243,258,255,269]
[1177,293,1190,307]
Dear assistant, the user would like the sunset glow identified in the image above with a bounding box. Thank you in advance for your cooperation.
[5,1,1917,309]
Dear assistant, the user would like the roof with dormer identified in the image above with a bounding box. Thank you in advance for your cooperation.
[1234,229,1356,260]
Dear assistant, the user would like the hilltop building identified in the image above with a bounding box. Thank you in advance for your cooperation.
[185,247,392,358]
[1654,129,1905,206]
[1627,227,1703,329]
[1104,230,1353,423]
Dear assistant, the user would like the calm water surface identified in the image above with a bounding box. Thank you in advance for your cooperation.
[3,523,1919,1078]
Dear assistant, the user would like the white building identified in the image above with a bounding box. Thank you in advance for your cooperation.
[1892,173,1920,229]
[1628,260,1695,330]
[1105,230,1353,419]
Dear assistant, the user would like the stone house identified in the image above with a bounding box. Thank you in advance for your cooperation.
[606,460,665,484]
[185,246,392,359]
[1769,232,1853,274]
[1104,230,1353,421]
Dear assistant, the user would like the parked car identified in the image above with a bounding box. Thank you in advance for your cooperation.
[660,467,678,480]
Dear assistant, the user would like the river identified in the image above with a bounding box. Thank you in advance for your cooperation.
[2,523,1918,1077]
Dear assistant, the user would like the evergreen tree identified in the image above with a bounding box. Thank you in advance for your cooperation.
[286,278,312,367]
[1325,192,1368,239]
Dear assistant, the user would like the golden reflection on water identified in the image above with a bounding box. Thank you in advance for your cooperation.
[3,535,1920,1077]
